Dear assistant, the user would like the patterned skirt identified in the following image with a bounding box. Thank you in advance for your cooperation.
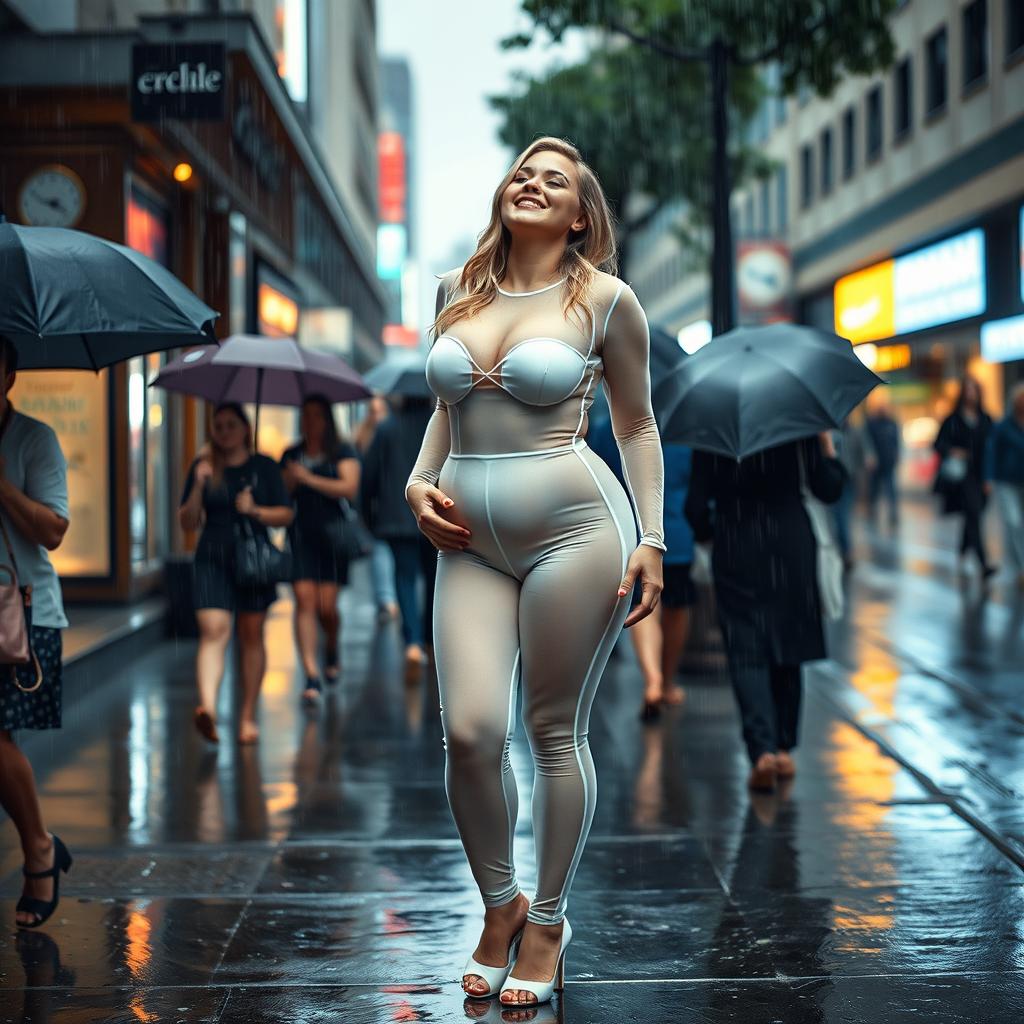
[0,627,63,731]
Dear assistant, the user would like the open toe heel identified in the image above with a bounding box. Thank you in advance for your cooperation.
[17,834,72,929]
[463,927,525,999]
[500,919,572,1006]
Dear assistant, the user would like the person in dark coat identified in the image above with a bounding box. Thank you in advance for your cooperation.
[985,383,1024,586]
[360,395,438,673]
[685,433,846,791]
[864,400,901,526]
[280,395,362,704]
[934,376,995,580]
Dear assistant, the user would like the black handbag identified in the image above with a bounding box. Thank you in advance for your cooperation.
[234,518,293,587]
[232,467,293,586]
[321,500,374,561]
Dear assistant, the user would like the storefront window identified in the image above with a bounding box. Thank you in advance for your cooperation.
[14,370,111,577]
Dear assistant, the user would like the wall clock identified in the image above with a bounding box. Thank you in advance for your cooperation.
[17,165,87,228]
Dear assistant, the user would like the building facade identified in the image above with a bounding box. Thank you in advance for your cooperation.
[0,2,384,601]
[628,0,1024,484]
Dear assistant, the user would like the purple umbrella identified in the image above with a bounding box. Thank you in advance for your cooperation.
[151,334,371,439]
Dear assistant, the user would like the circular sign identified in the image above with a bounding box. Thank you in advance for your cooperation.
[737,245,791,309]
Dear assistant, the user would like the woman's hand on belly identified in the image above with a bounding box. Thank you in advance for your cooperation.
[619,545,664,627]
[406,482,472,552]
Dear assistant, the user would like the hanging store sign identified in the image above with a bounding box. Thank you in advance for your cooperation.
[131,43,226,122]
[981,314,1024,364]
[834,228,986,343]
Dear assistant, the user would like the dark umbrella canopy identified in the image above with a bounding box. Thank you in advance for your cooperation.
[151,334,371,406]
[590,326,686,421]
[654,323,882,460]
[0,221,218,369]
[364,351,432,398]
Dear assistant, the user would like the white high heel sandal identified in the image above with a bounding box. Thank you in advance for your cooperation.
[462,927,525,999]
[500,918,572,1006]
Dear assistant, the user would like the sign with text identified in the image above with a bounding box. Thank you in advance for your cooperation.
[131,43,226,122]
[834,228,986,343]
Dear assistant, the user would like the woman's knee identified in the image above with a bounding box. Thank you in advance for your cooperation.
[236,613,266,645]
[443,717,509,763]
[197,611,232,645]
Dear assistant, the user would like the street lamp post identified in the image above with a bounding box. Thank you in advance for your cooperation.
[708,37,736,337]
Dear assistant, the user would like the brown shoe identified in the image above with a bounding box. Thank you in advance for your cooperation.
[748,752,778,792]
[194,706,219,744]
[775,750,796,778]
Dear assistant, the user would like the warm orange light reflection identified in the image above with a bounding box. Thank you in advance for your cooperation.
[125,906,154,978]
[258,281,299,337]
[173,162,193,183]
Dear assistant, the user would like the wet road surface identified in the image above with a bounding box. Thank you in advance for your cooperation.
[1,502,1022,1022]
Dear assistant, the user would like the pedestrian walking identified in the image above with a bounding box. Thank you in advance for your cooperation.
[685,433,846,792]
[180,402,293,745]
[589,415,694,717]
[865,399,901,527]
[405,137,664,1006]
[353,396,399,623]
[833,413,872,568]
[280,395,361,704]
[934,376,996,580]
[984,383,1024,586]
[0,336,73,928]
[360,394,438,675]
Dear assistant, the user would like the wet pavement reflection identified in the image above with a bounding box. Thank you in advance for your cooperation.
[2,510,1024,1022]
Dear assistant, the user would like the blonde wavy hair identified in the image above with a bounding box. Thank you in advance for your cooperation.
[432,137,618,339]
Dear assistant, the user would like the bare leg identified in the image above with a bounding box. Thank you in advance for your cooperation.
[316,583,341,678]
[630,605,663,705]
[660,606,690,704]
[0,731,56,926]
[292,581,320,679]
[195,609,232,718]
[236,611,267,743]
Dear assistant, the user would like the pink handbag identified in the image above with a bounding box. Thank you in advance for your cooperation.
[0,407,42,692]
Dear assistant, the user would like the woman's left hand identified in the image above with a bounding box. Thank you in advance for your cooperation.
[618,545,664,628]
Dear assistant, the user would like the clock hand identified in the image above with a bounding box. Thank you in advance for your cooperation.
[30,190,66,213]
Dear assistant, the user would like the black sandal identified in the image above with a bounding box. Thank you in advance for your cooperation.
[323,649,340,684]
[17,834,72,929]
[302,676,323,706]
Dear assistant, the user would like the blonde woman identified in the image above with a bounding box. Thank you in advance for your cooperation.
[405,137,665,1006]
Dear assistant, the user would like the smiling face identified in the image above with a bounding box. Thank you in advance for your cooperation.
[500,149,588,240]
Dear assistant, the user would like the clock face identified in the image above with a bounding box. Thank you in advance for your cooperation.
[18,165,87,228]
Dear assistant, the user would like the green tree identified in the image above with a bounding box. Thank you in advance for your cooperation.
[501,0,899,327]
[490,44,767,272]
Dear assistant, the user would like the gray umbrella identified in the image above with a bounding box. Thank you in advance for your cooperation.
[590,325,686,421]
[364,351,432,398]
[654,323,883,460]
[151,334,371,440]
[0,219,218,369]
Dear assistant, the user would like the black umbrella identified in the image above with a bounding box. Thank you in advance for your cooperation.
[0,219,218,370]
[364,351,432,398]
[654,323,882,460]
[590,326,686,421]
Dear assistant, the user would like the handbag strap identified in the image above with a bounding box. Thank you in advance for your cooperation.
[0,404,21,580]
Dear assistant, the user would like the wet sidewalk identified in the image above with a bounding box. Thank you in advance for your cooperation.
[1,512,1023,1023]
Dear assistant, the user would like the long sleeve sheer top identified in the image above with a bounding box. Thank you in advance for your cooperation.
[406,269,665,550]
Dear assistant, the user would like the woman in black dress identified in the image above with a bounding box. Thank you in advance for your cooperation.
[180,402,294,745]
[934,376,995,579]
[280,395,361,703]
[685,434,845,791]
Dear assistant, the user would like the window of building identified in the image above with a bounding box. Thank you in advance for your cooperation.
[893,56,913,139]
[962,0,988,89]
[866,85,883,162]
[820,127,834,195]
[842,106,856,179]
[1007,0,1024,59]
[800,144,814,208]
[776,165,788,233]
[926,26,948,113]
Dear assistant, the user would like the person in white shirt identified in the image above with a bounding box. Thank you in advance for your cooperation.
[0,334,73,928]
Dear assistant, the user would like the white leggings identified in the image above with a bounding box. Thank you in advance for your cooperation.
[433,444,634,925]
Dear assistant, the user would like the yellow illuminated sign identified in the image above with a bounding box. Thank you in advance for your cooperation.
[258,281,299,337]
[834,259,895,343]
[853,343,911,373]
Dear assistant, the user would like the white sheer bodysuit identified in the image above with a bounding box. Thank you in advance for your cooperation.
[407,270,665,925]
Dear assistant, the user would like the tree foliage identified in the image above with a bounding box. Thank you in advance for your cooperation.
[492,0,898,263]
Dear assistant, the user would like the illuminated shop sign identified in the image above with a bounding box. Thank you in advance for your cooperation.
[131,43,226,122]
[379,131,407,224]
[981,314,1024,364]
[377,223,407,280]
[853,343,911,373]
[258,282,299,337]
[834,228,986,343]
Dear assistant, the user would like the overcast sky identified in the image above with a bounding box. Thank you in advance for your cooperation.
[377,0,587,329]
